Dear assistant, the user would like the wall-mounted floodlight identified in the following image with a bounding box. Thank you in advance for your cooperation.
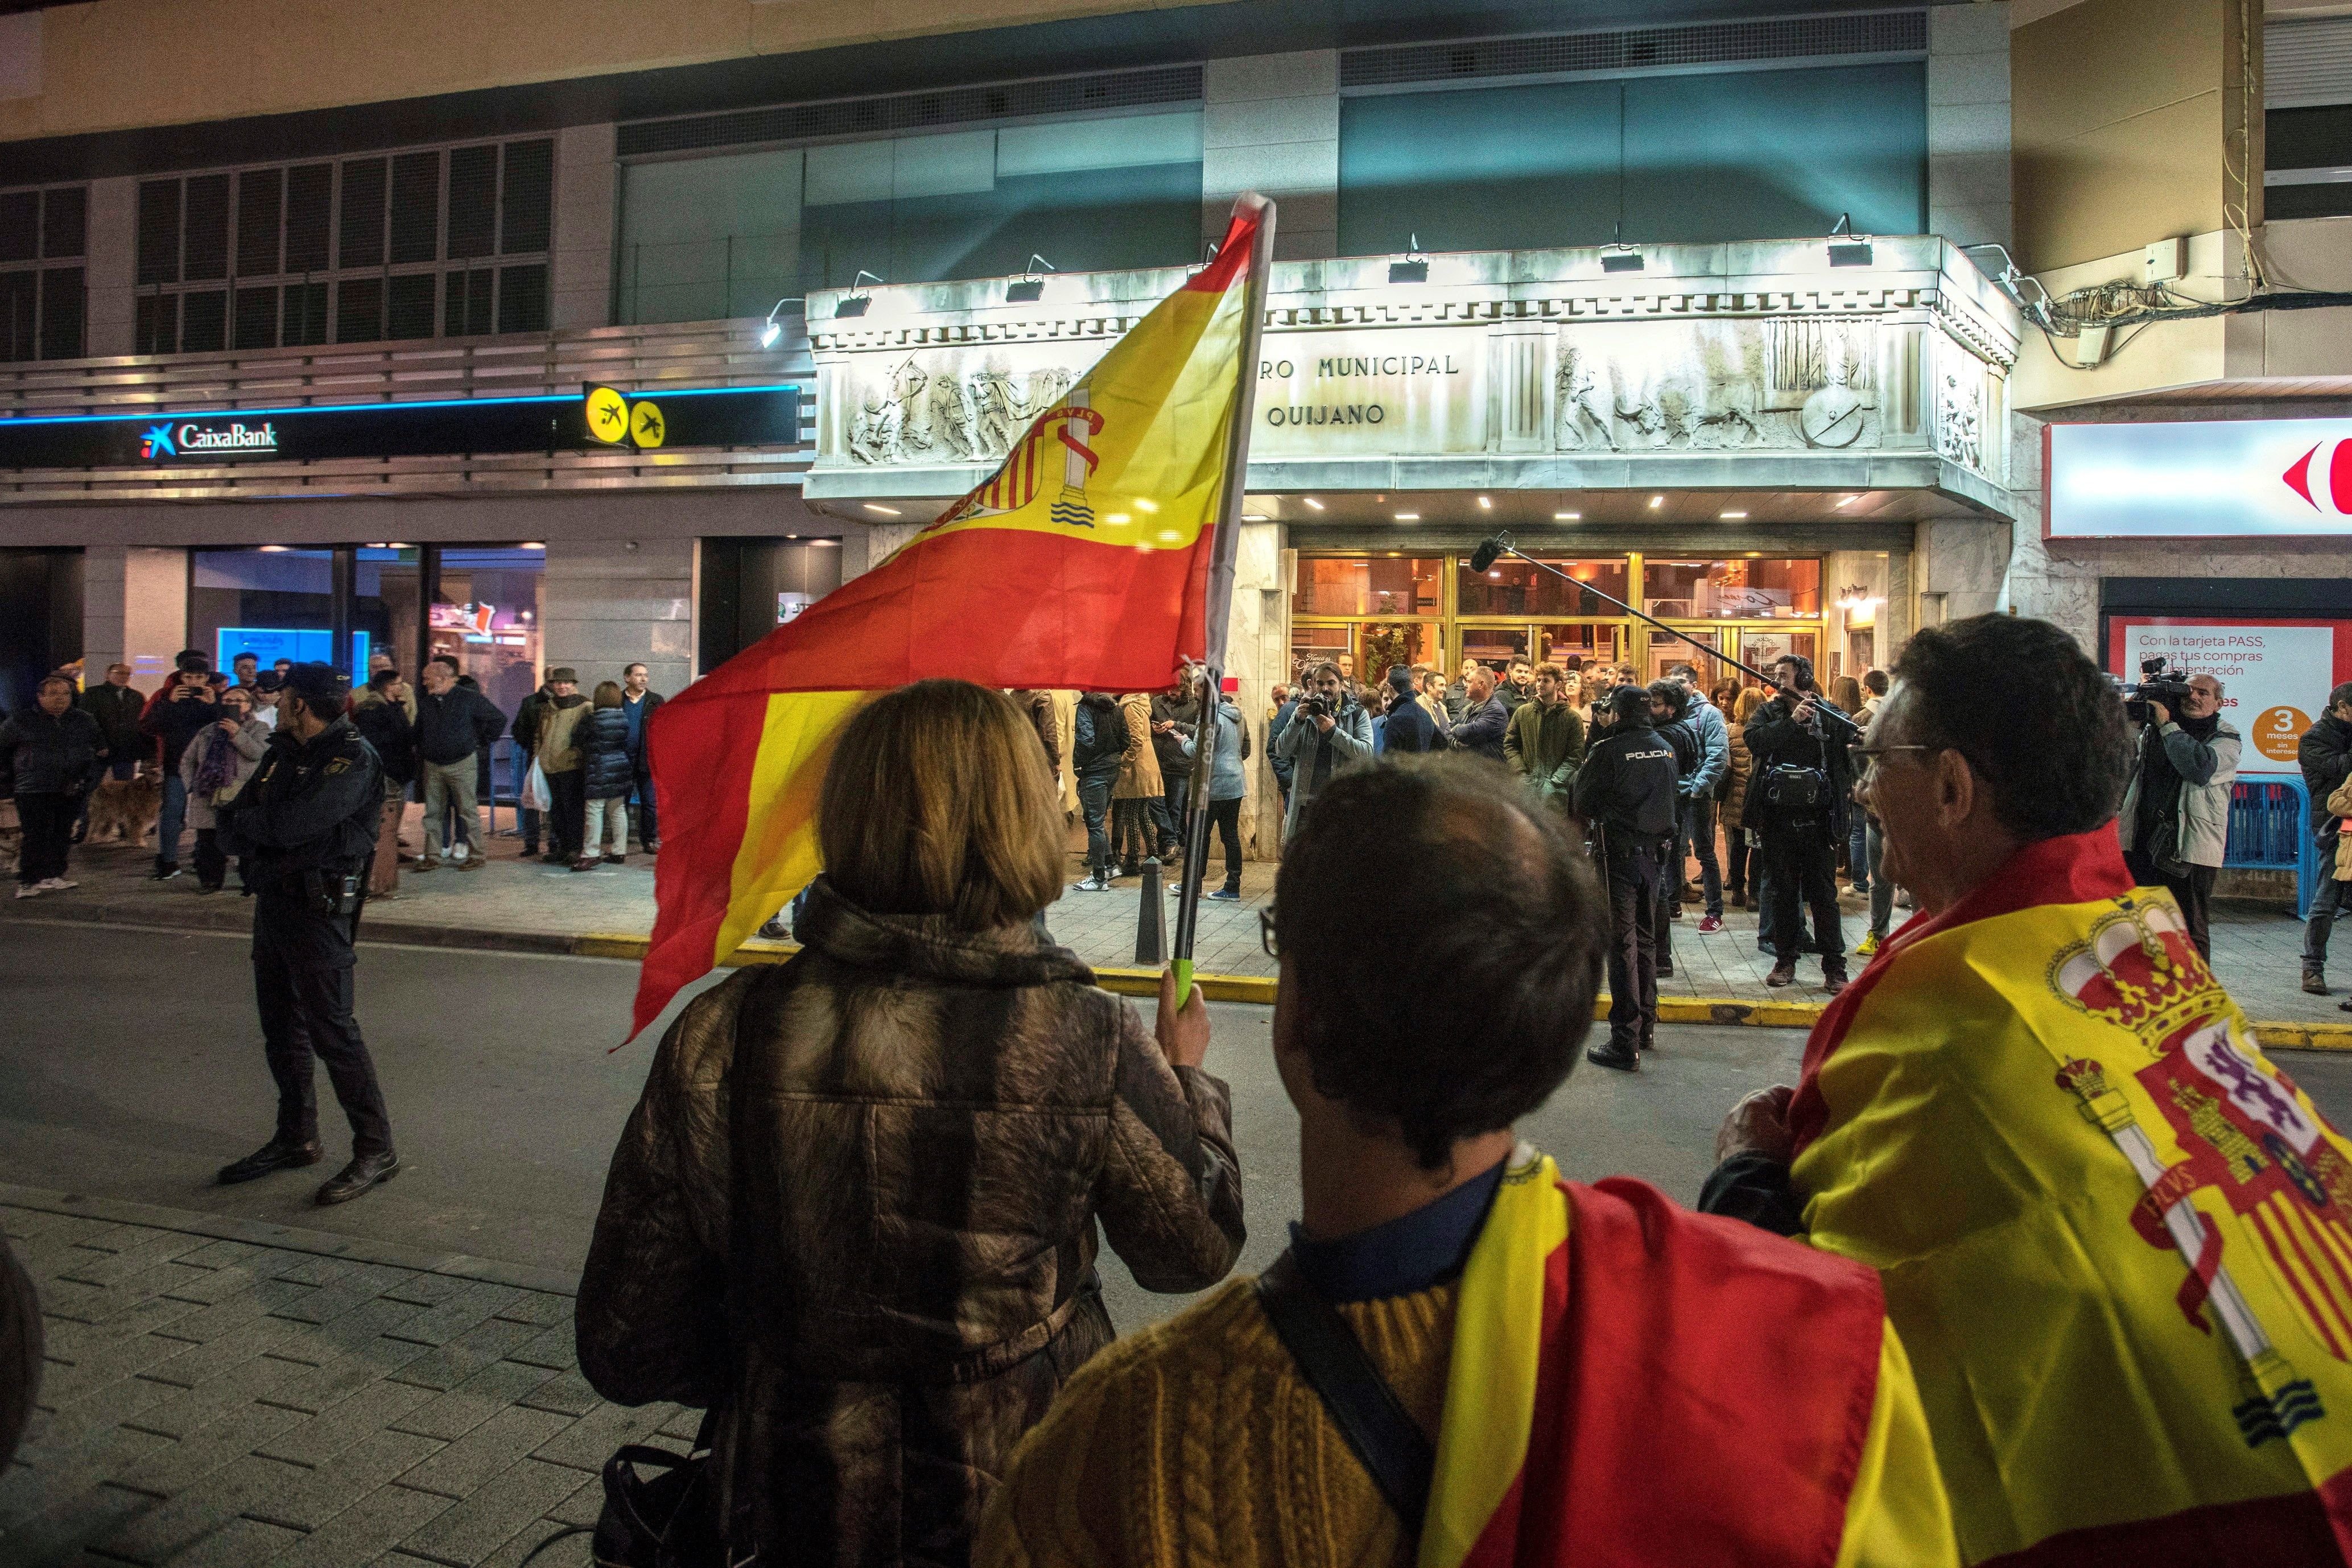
[1006,255,1054,303]
[835,271,884,318]
[758,298,804,349]
[1389,233,1428,284]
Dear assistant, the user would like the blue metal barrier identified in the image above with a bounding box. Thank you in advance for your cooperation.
[2222,775,2321,919]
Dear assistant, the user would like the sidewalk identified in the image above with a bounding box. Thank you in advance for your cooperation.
[2,1187,668,1568]
[11,812,2350,1044]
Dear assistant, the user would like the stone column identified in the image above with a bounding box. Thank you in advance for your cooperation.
[84,178,137,357]
[551,124,618,333]
[542,536,693,697]
[1202,52,1340,262]
[82,545,187,685]
[1928,2,2013,253]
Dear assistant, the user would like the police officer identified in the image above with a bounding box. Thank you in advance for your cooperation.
[1572,683,1681,1072]
[215,662,401,1204]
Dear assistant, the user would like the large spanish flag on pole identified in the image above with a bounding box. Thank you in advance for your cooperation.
[631,196,1274,1035]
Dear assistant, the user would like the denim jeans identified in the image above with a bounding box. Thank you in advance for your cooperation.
[1681,795,1723,918]
[2307,873,2352,971]
[1077,777,1114,872]
[1848,810,1872,892]
[156,773,188,869]
[1867,818,1893,939]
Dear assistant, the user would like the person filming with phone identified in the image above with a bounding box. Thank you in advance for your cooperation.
[215,662,402,1206]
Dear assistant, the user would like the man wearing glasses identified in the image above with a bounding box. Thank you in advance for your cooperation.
[1701,613,2352,1566]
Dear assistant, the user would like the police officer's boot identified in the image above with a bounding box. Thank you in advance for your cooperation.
[1586,1038,1640,1073]
[316,1149,401,1206]
[218,1137,323,1185]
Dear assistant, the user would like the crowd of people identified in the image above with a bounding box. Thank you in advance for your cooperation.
[0,649,668,899]
[570,615,2352,1567]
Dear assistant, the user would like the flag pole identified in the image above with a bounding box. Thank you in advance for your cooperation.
[1172,192,1276,1011]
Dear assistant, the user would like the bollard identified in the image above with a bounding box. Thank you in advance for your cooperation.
[1135,856,1167,965]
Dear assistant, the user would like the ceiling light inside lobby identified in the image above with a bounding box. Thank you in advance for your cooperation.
[1303,497,1323,510]
[1554,511,1579,521]
[864,503,901,517]
[1648,496,1664,509]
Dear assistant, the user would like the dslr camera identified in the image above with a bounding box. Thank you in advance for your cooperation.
[1296,695,1331,721]
[2120,657,2196,724]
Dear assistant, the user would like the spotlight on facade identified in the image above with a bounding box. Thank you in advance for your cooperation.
[759,298,803,349]
[1648,495,1664,509]
[1389,233,1429,284]
[835,273,884,318]
[1826,216,1872,267]
[1007,255,1054,302]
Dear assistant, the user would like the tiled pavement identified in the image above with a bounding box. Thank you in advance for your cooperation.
[7,812,2341,1026]
[2,1196,681,1568]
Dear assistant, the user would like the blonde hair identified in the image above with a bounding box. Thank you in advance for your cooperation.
[819,679,1063,929]
[1734,687,1766,723]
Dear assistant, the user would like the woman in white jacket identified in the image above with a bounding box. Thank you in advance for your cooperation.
[178,686,270,894]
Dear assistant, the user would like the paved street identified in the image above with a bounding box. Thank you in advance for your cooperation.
[2,920,1827,1567]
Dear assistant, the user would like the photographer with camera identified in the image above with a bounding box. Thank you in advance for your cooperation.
[215,662,401,1206]
[2118,669,2236,961]
[1742,654,1852,994]
[1272,661,1373,844]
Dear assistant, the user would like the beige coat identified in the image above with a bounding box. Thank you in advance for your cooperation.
[1112,693,1162,800]
[2332,774,2352,880]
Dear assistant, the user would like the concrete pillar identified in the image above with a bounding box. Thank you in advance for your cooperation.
[552,123,618,333]
[841,522,922,581]
[82,545,187,686]
[542,535,694,697]
[1221,520,1285,860]
[85,177,137,357]
[1202,52,1340,262]
[1914,518,2016,632]
[1926,2,2013,253]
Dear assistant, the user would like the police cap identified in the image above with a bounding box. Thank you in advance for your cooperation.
[282,662,350,712]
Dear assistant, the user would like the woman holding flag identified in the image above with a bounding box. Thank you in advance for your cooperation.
[575,679,1245,1563]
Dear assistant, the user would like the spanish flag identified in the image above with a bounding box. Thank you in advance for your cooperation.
[632,204,1267,1035]
[1791,825,2352,1563]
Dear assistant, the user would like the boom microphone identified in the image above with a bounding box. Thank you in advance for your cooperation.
[1468,534,1507,574]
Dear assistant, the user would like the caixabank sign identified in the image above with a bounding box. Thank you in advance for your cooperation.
[0,384,800,469]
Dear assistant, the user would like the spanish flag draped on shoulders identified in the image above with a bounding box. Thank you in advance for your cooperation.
[978,1146,1956,1568]
[1788,821,2352,1563]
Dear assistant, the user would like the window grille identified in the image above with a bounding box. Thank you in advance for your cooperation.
[0,184,88,362]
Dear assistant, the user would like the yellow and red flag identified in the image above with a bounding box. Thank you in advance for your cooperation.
[1791,825,2352,1563]
[632,205,1266,1034]
[1420,1150,1954,1567]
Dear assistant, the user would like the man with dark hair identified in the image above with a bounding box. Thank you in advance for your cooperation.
[1700,613,2352,1565]
[75,662,145,843]
[621,662,667,853]
[230,650,261,690]
[1669,661,1732,933]
[1575,685,1681,1070]
[140,656,220,880]
[983,757,1955,1568]
[1742,653,1852,993]
[216,663,399,1205]
[1504,663,1583,790]
[1499,656,1534,715]
[1378,665,1438,753]
[2300,682,2352,992]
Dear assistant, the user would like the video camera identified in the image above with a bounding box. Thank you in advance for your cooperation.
[2119,656,2197,725]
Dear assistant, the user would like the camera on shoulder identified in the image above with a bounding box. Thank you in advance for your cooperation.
[2119,657,2194,724]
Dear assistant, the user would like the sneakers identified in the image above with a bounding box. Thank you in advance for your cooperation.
[1765,960,1797,988]
[1072,874,1115,893]
[39,877,75,893]
[1209,884,1242,901]
[1858,931,1883,958]
[2306,968,2330,996]
[13,883,40,899]
[1697,914,1724,935]
[151,864,182,881]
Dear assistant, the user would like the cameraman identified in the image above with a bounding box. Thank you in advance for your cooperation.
[2301,683,2352,993]
[2118,670,2236,961]
[1742,654,1852,994]
[216,662,401,1206]
[1272,661,1372,844]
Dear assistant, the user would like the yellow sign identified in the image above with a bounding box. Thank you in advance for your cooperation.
[631,401,666,449]
[585,386,630,445]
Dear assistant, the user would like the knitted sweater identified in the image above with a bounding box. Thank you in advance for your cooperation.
[977,1276,1444,1568]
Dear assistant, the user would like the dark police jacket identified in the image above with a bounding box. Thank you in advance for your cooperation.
[218,717,386,894]
[1572,717,1680,848]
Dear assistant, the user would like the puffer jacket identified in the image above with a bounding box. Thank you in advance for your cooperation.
[1178,698,1249,803]
[576,877,1245,1566]
[2333,774,2352,881]
[175,716,270,830]
[576,704,633,799]
[0,706,105,797]
[1723,721,1755,823]
[1112,693,1162,801]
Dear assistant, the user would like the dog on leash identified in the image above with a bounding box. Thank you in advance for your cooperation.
[84,769,163,848]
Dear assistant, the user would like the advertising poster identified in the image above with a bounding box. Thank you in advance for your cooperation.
[2108,618,2352,775]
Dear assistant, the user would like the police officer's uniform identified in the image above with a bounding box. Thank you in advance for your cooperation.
[216,664,400,1203]
[1572,698,1681,1071]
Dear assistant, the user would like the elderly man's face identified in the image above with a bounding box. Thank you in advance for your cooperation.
[1467,667,1496,702]
[106,665,131,686]
[423,665,455,695]
[2180,675,2223,720]
[1856,683,1946,897]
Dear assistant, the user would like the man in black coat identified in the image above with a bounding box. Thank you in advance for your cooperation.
[621,663,667,853]
[140,663,221,880]
[74,662,145,843]
[1573,684,1681,1072]
[1741,654,1854,995]
[1449,665,1509,762]
[1379,665,1439,753]
[217,663,399,1206]
[2301,681,2352,993]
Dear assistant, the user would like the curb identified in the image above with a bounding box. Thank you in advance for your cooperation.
[0,1181,580,1297]
[20,907,2352,1046]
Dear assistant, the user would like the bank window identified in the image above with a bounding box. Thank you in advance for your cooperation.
[617,108,1206,324]
[1457,556,1627,617]
[133,139,552,354]
[1294,555,1442,618]
[1643,558,1819,618]
[0,184,88,362]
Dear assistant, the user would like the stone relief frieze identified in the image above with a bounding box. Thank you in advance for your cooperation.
[1552,319,1888,453]
[844,354,1076,467]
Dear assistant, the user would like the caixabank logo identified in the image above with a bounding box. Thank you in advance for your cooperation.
[139,419,280,461]
[2283,438,2352,517]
